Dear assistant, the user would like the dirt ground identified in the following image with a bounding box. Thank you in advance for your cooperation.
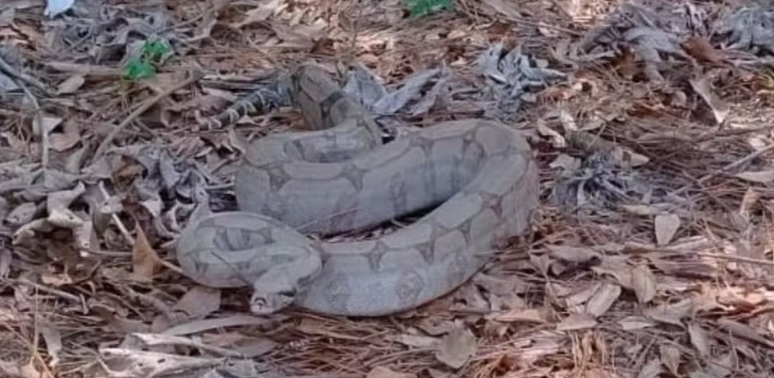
[2,0,774,377]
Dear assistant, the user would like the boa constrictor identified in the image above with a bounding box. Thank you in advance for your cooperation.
[176,64,540,317]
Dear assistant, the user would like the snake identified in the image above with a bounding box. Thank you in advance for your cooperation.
[176,63,540,317]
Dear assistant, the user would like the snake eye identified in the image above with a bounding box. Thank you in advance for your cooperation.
[278,288,296,299]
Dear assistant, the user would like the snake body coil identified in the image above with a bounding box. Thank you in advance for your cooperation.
[177,64,539,317]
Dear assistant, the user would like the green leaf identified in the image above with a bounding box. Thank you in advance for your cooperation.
[141,40,171,63]
[406,0,453,18]
[123,59,157,81]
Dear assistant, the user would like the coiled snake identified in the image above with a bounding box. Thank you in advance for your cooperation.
[176,64,540,317]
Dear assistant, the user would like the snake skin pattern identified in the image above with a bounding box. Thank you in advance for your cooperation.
[176,63,540,317]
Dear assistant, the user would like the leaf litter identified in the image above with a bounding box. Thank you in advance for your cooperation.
[2,0,774,377]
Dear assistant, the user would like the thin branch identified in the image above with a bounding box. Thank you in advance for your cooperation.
[0,54,52,96]
[92,70,204,161]
[670,143,774,196]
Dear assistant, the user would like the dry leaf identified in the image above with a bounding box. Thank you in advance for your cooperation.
[40,325,63,367]
[435,327,477,369]
[689,76,729,125]
[739,187,759,219]
[707,353,734,378]
[734,170,774,183]
[655,213,680,246]
[619,316,656,330]
[638,358,662,378]
[493,308,548,323]
[132,223,160,281]
[546,245,601,263]
[631,264,657,304]
[556,312,598,331]
[717,318,774,348]
[0,360,51,378]
[585,282,621,317]
[621,204,659,216]
[644,299,693,326]
[46,181,85,228]
[481,0,522,21]
[687,322,710,357]
[56,74,85,94]
[392,334,439,348]
[172,286,221,319]
[681,37,721,64]
[536,118,565,148]
[231,2,276,28]
[659,343,682,376]
[234,338,278,358]
[99,348,215,378]
[162,315,276,336]
[367,366,416,378]
[617,47,640,79]
[49,120,82,152]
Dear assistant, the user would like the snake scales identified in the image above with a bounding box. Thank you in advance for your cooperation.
[177,63,540,317]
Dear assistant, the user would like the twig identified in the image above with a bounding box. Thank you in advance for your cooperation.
[92,70,204,161]
[696,252,774,266]
[13,277,82,303]
[670,143,774,197]
[17,81,48,168]
[0,54,52,96]
[98,181,134,246]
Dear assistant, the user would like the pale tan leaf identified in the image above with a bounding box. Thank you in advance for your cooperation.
[631,264,657,304]
[563,282,599,313]
[734,170,774,183]
[435,327,477,369]
[659,343,682,376]
[49,120,82,152]
[536,117,565,148]
[644,299,694,326]
[46,181,85,229]
[619,316,656,330]
[592,263,633,289]
[56,74,85,94]
[172,286,221,319]
[493,308,548,323]
[739,187,760,218]
[38,115,63,135]
[621,204,659,215]
[689,76,729,125]
[162,315,276,336]
[556,312,598,331]
[132,223,160,281]
[585,282,621,317]
[718,318,774,348]
[707,353,734,378]
[99,348,214,377]
[367,366,416,378]
[392,334,439,348]
[40,325,63,367]
[637,358,662,378]
[687,322,710,357]
[232,3,275,28]
[0,360,51,378]
[655,213,680,246]
[233,338,278,358]
[546,245,601,263]
[481,0,522,21]
[550,157,581,181]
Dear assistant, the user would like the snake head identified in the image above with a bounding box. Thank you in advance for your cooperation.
[248,245,323,315]
[249,286,296,315]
